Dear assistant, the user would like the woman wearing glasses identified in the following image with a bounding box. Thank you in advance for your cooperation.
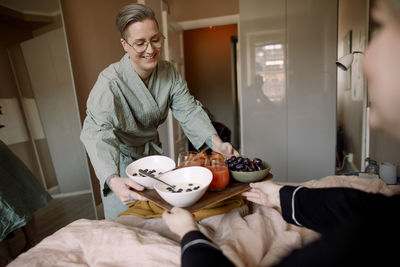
[80,3,239,219]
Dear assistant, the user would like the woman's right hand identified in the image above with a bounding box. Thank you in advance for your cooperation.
[162,207,199,239]
[109,176,148,205]
[242,180,283,209]
[211,134,240,157]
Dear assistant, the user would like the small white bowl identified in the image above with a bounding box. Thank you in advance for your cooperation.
[154,166,212,207]
[126,155,176,189]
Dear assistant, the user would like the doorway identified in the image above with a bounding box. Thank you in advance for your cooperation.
[183,24,239,151]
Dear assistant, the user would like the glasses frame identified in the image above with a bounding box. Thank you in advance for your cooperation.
[124,33,166,53]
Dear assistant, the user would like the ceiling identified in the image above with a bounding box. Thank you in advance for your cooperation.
[0,0,60,16]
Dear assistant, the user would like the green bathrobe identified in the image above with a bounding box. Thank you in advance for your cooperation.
[80,53,216,219]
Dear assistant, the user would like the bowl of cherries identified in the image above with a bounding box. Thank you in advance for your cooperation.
[227,156,271,183]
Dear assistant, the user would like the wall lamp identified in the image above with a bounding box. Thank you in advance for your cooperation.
[336,51,364,71]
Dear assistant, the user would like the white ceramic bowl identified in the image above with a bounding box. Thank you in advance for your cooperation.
[126,155,176,189]
[154,166,212,207]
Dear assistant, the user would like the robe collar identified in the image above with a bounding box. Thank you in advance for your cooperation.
[120,53,162,125]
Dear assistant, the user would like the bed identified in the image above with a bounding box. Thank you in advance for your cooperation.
[8,175,399,267]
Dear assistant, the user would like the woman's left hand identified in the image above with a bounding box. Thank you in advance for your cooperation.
[211,135,239,157]
[242,180,282,209]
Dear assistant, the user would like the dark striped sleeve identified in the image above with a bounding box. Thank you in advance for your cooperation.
[181,231,235,267]
[279,185,391,233]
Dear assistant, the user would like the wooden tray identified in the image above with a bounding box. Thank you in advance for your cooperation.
[136,173,273,213]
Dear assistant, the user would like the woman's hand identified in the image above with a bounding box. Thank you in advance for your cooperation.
[109,176,148,205]
[242,180,283,209]
[162,207,199,239]
[211,135,240,157]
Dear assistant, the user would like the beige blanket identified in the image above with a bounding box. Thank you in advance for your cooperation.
[9,176,398,267]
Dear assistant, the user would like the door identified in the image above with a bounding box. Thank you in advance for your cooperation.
[21,29,92,193]
[239,0,337,183]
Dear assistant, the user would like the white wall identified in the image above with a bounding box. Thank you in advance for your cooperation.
[0,98,29,144]
[337,0,369,170]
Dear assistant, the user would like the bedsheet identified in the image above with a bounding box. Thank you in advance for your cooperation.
[9,176,398,267]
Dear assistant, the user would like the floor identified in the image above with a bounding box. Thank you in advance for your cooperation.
[6,193,101,260]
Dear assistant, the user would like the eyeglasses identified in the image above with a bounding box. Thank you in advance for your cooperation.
[124,33,165,53]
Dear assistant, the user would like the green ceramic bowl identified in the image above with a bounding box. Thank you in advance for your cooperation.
[230,161,271,183]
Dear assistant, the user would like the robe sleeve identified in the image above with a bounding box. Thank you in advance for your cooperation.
[181,231,235,267]
[80,77,121,190]
[279,186,393,233]
[168,65,217,150]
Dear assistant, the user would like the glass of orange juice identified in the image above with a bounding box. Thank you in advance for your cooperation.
[207,157,230,191]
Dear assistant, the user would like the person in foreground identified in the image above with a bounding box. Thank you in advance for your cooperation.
[80,3,238,219]
[162,0,400,266]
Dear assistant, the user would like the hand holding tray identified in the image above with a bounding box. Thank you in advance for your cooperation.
[136,173,273,212]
